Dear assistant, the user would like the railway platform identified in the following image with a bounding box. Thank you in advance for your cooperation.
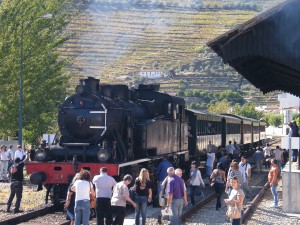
[246,180,300,225]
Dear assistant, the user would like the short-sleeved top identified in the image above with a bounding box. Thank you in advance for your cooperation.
[111,181,129,207]
[228,170,243,186]
[253,150,264,161]
[268,165,279,185]
[274,149,282,161]
[0,151,10,160]
[219,157,230,169]
[263,146,271,156]
[72,180,91,201]
[239,162,251,182]
[226,144,235,154]
[93,173,117,198]
[134,178,152,197]
[156,160,173,181]
[11,161,25,182]
[7,149,15,161]
[168,175,184,199]
[229,188,245,210]
[15,150,25,160]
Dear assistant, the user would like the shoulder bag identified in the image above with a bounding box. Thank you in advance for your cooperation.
[226,202,241,219]
[90,182,96,208]
[187,169,197,186]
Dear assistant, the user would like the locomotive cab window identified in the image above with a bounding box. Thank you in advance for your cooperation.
[168,103,172,115]
[163,102,172,118]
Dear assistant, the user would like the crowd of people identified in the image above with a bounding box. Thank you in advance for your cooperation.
[2,120,299,224]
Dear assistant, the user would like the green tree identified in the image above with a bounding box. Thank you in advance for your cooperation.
[0,0,79,144]
[208,99,231,114]
[176,89,185,96]
[267,113,283,127]
[262,113,283,127]
[233,103,263,120]
[292,113,300,127]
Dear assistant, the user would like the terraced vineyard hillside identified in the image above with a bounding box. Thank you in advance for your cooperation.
[60,0,285,106]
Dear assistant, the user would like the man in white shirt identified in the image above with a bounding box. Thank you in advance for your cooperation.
[92,167,117,225]
[274,146,283,169]
[239,156,251,198]
[263,144,271,169]
[225,141,235,155]
[0,145,10,180]
[15,145,25,161]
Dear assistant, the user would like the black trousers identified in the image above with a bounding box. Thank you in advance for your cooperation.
[112,206,126,225]
[214,183,224,209]
[96,197,112,225]
[7,181,23,211]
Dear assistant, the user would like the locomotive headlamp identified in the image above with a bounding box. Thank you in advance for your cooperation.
[97,149,109,162]
[35,149,47,161]
[75,85,85,95]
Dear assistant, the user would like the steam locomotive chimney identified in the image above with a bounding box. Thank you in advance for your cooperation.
[80,77,99,94]
[113,85,129,101]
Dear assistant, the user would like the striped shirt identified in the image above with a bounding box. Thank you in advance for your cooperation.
[228,170,243,186]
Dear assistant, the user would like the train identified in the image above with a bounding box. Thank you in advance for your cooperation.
[26,77,266,205]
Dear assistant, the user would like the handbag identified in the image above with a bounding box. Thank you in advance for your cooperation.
[90,182,96,208]
[159,191,166,207]
[90,193,96,208]
[226,202,241,219]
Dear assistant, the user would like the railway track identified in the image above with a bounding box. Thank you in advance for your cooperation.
[1,174,269,225]
[0,205,56,225]
[268,137,281,146]
[182,169,269,224]
[1,141,279,225]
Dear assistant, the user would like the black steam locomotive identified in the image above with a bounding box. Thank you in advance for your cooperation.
[27,77,265,204]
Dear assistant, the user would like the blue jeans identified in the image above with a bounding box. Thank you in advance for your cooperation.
[242,180,251,197]
[135,196,148,225]
[206,166,213,176]
[74,200,90,225]
[271,184,278,206]
[170,198,184,225]
[232,218,241,225]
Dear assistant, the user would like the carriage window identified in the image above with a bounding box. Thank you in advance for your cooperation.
[176,104,179,113]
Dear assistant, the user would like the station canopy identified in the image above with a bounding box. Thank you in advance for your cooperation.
[207,0,300,97]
